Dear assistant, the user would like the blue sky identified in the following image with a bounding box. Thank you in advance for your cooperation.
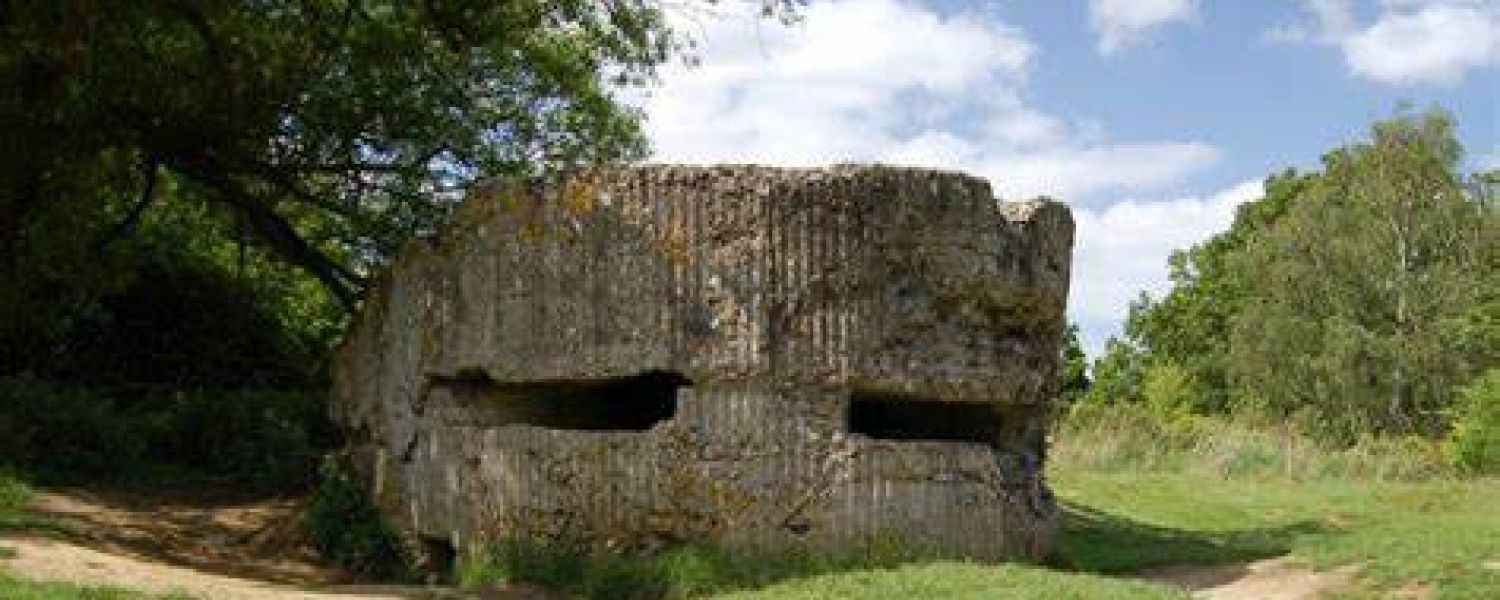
[632,0,1498,355]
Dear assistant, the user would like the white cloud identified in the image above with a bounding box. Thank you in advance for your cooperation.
[1272,0,1499,85]
[891,139,1222,201]
[1089,0,1200,55]
[1070,180,1264,354]
[1477,146,1500,171]
[641,0,1219,202]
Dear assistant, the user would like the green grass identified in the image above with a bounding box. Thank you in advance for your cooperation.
[458,537,951,599]
[0,473,73,539]
[705,562,1189,600]
[1046,404,1500,599]
[1053,471,1500,599]
[459,540,1193,600]
[679,472,1498,600]
[0,574,192,600]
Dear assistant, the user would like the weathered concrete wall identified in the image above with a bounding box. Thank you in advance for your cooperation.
[333,165,1074,564]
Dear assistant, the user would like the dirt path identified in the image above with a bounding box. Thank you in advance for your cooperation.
[0,488,441,599]
[2,534,427,599]
[1138,557,1364,600]
[17,489,344,585]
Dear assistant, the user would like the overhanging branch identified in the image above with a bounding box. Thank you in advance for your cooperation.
[95,157,162,253]
[167,161,365,310]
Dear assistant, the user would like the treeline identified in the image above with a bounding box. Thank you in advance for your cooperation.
[1066,110,1498,472]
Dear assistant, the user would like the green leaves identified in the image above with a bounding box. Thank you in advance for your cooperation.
[0,0,699,314]
[1227,109,1492,440]
[3,1,785,374]
[1097,109,1497,444]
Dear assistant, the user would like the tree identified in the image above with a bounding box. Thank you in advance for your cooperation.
[1083,336,1145,406]
[1059,324,1091,404]
[3,1,669,306]
[0,1,797,373]
[1122,171,1310,412]
[1228,109,1496,439]
[1097,109,1495,442]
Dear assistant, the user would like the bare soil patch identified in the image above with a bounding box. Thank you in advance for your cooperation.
[1,534,423,599]
[0,487,449,599]
[21,488,342,585]
[1138,557,1361,600]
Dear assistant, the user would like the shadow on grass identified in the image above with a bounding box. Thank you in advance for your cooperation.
[1053,500,1330,575]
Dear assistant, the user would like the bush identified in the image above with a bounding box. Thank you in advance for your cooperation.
[303,457,410,580]
[147,389,332,489]
[0,471,31,525]
[0,376,332,489]
[0,376,148,479]
[1139,362,1202,421]
[1449,368,1500,475]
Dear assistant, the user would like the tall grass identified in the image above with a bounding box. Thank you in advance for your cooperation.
[1051,403,1455,481]
[457,537,939,599]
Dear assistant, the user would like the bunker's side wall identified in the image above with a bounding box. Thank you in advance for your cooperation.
[333,165,1072,563]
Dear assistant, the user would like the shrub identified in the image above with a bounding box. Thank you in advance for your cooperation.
[1449,368,1500,475]
[1139,362,1201,421]
[0,376,148,479]
[0,376,332,489]
[0,471,31,526]
[147,389,332,490]
[303,457,411,580]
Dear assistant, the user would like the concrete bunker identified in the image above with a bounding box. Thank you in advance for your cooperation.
[333,165,1074,565]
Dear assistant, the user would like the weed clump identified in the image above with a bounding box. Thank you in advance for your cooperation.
[457,536,934,599]
[302,457,411,580]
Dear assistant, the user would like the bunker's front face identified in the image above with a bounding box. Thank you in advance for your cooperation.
[333,165,1075,563]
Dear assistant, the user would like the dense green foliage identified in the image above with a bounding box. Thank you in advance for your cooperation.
[0,376,331,489]
[1058,324,1091,405]
[302,457,410,579]
[0,0,691,312]
[1449,367,1500,474]
[0,0,707,375]
[1089,110,1498,445]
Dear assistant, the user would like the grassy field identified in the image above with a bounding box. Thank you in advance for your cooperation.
[701,473,1498,600]
[1053,472,1500,599]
